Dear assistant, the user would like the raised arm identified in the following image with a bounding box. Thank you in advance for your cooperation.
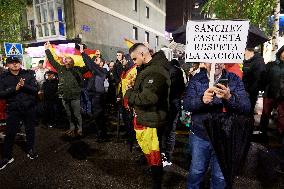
[44,42,63,72]
[79,45,106,76]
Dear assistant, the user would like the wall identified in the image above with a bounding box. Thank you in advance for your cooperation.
[73,0,167,60]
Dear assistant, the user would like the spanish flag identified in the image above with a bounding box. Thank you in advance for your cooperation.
[119,64,137,97]
[225,63,243,79]
[133,115,161,166]
[124,38,135,49]
[45,45,97,78]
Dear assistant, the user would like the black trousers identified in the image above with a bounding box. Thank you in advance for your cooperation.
[44,100,57,125]
[3,107,36,158]
[161,99,180,161]
[249,93,258,115]
[121,106,135,142]
[90,93,107,138]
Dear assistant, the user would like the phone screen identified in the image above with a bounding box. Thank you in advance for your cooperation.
[218,78,228,87]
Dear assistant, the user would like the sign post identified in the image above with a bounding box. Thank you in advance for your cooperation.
[4,42,23,56]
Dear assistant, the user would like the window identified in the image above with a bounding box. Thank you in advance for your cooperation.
[145,32,149,43]
[133,27,138,40]
[33,0,65,39]
[29,20,36,39]
[133,0,137,11]
[155,36,159,47]
[146,6,149,18]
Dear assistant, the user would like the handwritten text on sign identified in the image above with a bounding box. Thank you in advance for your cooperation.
[185,20,249,63]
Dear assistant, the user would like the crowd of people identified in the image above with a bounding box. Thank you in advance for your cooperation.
[0,41,283,189]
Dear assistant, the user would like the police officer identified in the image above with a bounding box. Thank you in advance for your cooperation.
[0,56,39,170]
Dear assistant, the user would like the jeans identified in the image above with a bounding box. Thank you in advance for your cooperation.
[187,134,225,189]
[63,99,82,132]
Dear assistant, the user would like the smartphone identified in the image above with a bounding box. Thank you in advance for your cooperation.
[217,78,228,87]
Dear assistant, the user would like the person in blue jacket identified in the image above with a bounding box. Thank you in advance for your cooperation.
[183,63,250,189]
[79,45,108,141]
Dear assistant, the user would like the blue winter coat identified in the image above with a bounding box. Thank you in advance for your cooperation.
[183,69,251,140]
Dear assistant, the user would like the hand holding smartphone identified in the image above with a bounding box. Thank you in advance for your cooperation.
[215,78,228,88]
[213,78,231,100]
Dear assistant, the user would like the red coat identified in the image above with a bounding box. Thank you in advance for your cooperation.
[0,99,6,120]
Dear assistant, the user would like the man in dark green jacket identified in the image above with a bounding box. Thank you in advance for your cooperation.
[44,42,89,136]
[125,43,170,189]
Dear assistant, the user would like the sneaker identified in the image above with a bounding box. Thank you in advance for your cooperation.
[27,149,38,160]
[162,160,173,167]
[0,158,14,170]
[161,153,172,167]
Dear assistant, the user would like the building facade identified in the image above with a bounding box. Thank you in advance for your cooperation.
[24,0,167,60]
[166,0,206,32]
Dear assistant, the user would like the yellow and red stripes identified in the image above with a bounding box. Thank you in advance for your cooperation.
[45,45,97,78]
[133,116,161,166]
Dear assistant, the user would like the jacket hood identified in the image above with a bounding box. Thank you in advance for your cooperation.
[151,51,168,67]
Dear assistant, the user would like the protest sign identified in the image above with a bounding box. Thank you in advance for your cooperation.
[185,20,249,63]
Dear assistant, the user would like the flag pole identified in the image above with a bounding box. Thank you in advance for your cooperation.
[209,63,216,87]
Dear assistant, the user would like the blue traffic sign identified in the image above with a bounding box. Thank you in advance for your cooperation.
[4,42,23,56]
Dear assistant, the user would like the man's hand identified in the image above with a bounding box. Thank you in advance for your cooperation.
[16,78,25,91]
[213,84,232,100]
[79,44,84,53]
[44,41,51,50]
[203,88,214,104]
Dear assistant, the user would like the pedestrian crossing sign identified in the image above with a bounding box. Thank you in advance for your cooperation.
[4,42,23,56]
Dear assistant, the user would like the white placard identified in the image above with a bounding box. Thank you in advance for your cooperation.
[185,20,249,63]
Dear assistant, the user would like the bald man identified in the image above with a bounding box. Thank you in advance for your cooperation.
[125,43,170,189]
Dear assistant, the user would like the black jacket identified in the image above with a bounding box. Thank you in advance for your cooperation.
[125,51,171,128]
[113,60,123,85]
[165,60,185,102]
[0,69,38,111]
[42,79,59,100]
[262,45,284,99]
[242,53,265,96]
[45,49,89,100]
